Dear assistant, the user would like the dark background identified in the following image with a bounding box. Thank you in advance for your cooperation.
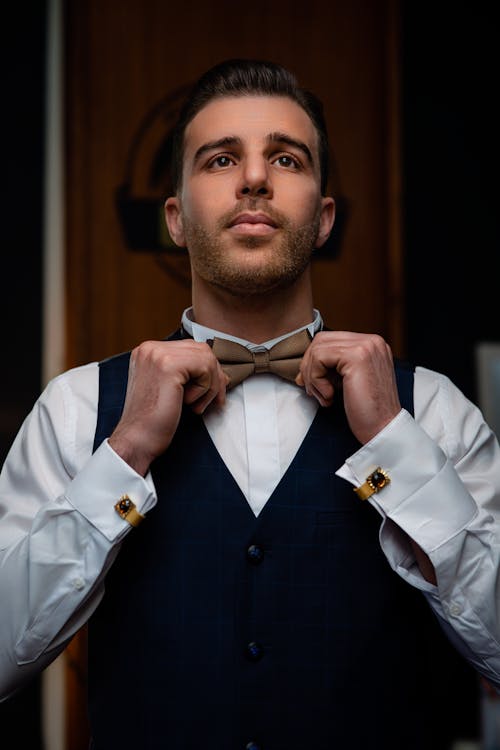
[2,5,45,466]
[402,3,498,402]
[1,2,497,747]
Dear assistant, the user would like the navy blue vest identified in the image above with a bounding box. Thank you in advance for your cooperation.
[88,333,451,749]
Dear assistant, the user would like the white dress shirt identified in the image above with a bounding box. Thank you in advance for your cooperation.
[184,307,321,516]
[1,309,500,700]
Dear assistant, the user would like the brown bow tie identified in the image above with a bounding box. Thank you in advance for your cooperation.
[210,329,312,389]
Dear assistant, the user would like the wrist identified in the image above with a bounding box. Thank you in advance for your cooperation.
[108,431,155,477]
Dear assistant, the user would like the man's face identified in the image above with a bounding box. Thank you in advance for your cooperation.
[165,95,334,297]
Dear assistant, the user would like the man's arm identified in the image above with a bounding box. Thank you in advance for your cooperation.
[341,399,500,690]
[0,342,227,700]
[0,365,152,699]
[298,332,500,689]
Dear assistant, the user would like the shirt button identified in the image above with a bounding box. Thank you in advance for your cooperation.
[72,577,85,591]
[247,544,264,565]
[449,602,462,617]
[245,641,264,662]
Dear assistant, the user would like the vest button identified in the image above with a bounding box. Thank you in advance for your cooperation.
[247,544,264,565]
[245,641,264,662]
[246,743,261,750]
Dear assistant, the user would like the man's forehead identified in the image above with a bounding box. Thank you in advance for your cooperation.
[183,95,318,153]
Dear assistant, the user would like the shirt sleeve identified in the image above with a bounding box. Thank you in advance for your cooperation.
[0,363,156,700]
[336,366,500,690]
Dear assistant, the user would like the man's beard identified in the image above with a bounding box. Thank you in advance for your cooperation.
[183,201,321,297]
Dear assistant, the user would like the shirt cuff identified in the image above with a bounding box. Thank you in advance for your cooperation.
[63,439,156,542]
[335,409,478,552]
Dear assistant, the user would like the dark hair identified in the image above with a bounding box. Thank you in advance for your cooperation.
[169,58,330,194]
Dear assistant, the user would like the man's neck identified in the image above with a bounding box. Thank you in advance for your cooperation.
[191,273,314,343]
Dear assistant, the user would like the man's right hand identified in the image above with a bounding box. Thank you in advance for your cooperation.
[108,340,227,476]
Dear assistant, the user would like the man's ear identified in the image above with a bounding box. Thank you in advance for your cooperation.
[314,197,336,249]
[164,197,186,247]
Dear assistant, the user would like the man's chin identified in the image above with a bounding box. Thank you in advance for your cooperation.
[232,233,277,250]
[208,263,310,298]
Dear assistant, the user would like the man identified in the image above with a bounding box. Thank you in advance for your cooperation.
[0,59,499,749]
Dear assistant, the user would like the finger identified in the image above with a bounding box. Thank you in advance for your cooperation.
[185,364,228,413]
[308,381,335,407]
[184,371,217,406]
[302,371,336,405]
[190,381,224,414]
[299,344,339,401]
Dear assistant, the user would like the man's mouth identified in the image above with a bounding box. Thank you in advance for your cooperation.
[227,212,279,236]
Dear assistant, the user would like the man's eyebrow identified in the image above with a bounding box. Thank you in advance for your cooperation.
[267,132,313,165]
[193,136,242,164]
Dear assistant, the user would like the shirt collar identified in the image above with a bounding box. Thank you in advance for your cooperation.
[180,307,323,350]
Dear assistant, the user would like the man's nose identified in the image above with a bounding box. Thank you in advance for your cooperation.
[236,157,273,198]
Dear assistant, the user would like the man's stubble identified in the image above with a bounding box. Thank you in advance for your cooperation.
[183,202,322,298]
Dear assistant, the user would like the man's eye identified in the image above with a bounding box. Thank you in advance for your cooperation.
[273,154,300,169]
[208,155,234,169]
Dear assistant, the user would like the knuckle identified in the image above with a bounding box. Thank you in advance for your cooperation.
[369,333,386,348]
[312,331,330,351]
[358,334,384,359]
[200,341,216,360]
[131,340,156,361]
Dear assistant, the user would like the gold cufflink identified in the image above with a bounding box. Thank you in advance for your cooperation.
[354,468,390,500]
[114,495,145,527]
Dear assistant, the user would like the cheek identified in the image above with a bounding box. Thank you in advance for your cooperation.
[282,186,320,223]
[182,182,232,225]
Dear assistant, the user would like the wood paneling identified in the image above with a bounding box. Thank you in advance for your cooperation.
[64,0,403,367]
[63,1,402,746]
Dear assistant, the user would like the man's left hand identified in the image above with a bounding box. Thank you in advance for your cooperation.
[296,331,402,445]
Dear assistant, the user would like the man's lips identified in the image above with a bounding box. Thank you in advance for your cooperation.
[227,212,279,235]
